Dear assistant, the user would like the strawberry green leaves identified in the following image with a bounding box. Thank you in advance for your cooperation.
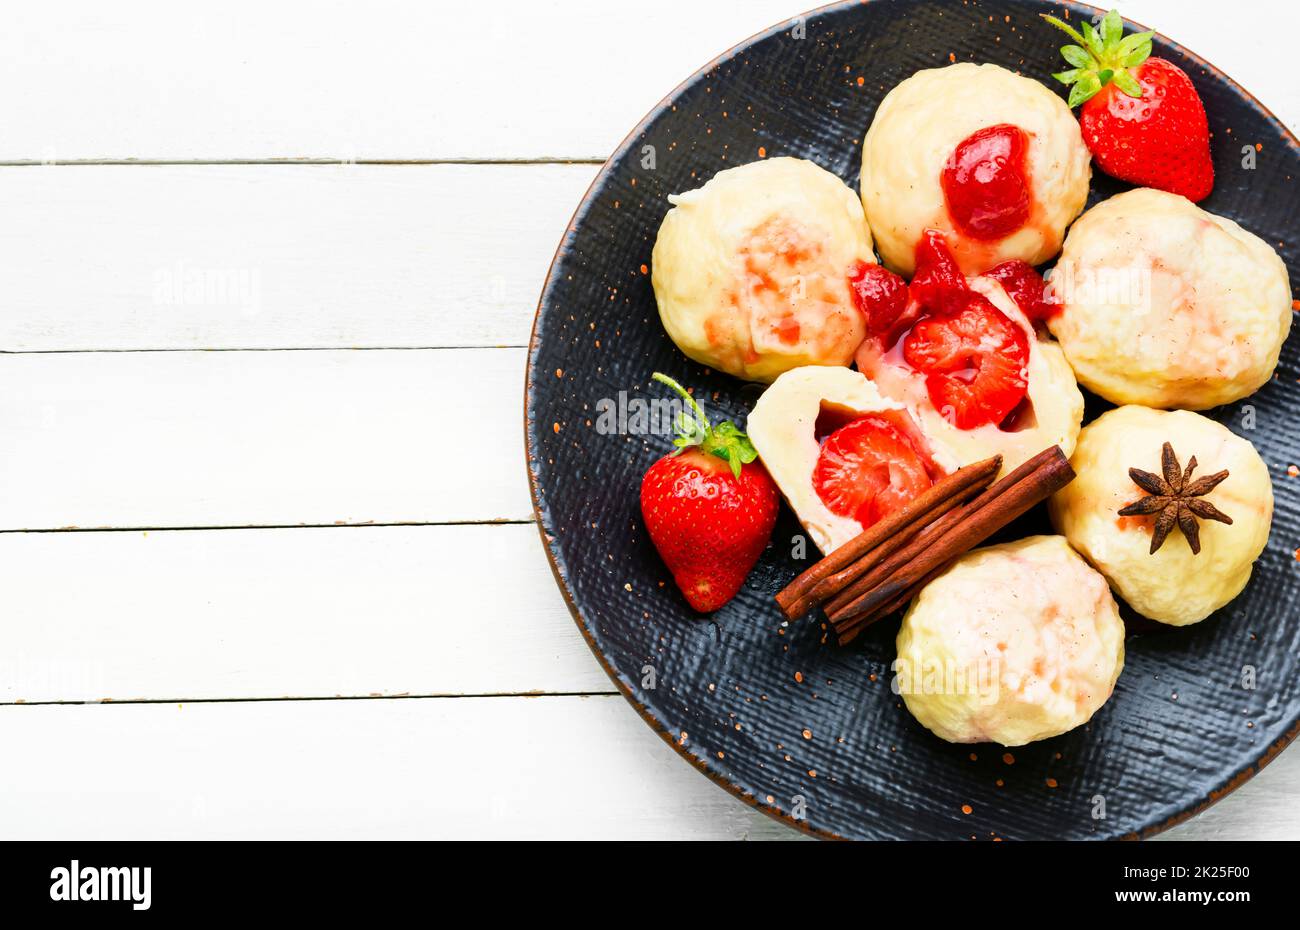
[652,372,757,479]
[1042,9,1154,107]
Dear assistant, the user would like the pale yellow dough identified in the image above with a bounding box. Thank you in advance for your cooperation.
[1049,406,1273,626]
[896,536,1125,746]
[855,275,1083,479]
[860,63,1091,276]
[651,157,874,382]
[1048,188,1293,409]
[747,366,960,554]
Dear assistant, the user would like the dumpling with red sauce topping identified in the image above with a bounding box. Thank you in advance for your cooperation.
[860,63,1091,277]
[651,157,875,382]
[852,232,1083,479]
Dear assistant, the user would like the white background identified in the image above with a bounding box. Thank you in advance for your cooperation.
[1,0,1296,840]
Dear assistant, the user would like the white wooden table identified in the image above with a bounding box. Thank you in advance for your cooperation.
[1,0,1296,841]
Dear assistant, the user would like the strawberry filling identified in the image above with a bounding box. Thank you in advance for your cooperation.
[909,229,970,314]
[983,260,1058,321]
[813,414,936,530]
[855,233,1037,433]
[903,292,1030,430]
[848,260,911,340]
[941,124,1032,241]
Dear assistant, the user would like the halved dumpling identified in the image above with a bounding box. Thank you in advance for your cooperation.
[747,366,958,554]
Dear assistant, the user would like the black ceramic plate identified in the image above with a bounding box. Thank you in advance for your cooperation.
[525,0,1300,840]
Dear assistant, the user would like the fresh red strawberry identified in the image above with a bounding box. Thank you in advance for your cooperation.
[639,373,779,612]
[1044,9,1213,201]
[909,229,970,314]
[848,260,909,336]
[812,414,935,530]
[984,259,1058,321]
[903,293,1029,429]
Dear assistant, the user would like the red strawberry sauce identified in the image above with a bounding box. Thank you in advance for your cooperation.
[941,124,1032,241]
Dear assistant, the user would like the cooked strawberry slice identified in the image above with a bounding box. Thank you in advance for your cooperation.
[848,260,909,336]
[984,260,1058,321]
[909,229,969,314]
[903,293,1030,429]
[813,415,935,530]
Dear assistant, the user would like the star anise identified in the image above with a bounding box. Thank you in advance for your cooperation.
[1118,442,1233,555]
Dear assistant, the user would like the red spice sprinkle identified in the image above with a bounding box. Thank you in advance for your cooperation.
[794,671,803,683]
[1045,778,1058,788]
[961,804,973,815]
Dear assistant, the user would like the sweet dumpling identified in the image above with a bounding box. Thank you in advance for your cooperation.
[895,535,1125,746]
[1047,188,1293,409]
[1049,406,1273,626]
[861,62,1091,277]
[651,157,875,382]
[851,232,1082,479]
[854,267,1083,479]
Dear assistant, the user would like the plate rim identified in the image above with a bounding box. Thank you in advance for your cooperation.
[522,0,1300,841]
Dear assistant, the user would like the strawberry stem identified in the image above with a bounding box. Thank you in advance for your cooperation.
[650,371,759,479]
[1041,9,1153,107]
[652,371,711,433]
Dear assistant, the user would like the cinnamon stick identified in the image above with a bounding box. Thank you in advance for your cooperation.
[799,481,982,612]
[774,454,1001,619]
[829,446,1075,636]
[823,445,1062,618]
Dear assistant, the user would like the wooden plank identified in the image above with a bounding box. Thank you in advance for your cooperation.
[0,164,596,352]
[1,1,1293,164]
[0,523,611,704]
[1,0,801,162]
[0,348,534,530]
[0,696,804,840]
[0,694,1294,839]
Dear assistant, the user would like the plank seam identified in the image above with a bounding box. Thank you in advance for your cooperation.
[1,691,621,707]
[0,345,529,356]
[0,158,606,167]
[0,519,534,534]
